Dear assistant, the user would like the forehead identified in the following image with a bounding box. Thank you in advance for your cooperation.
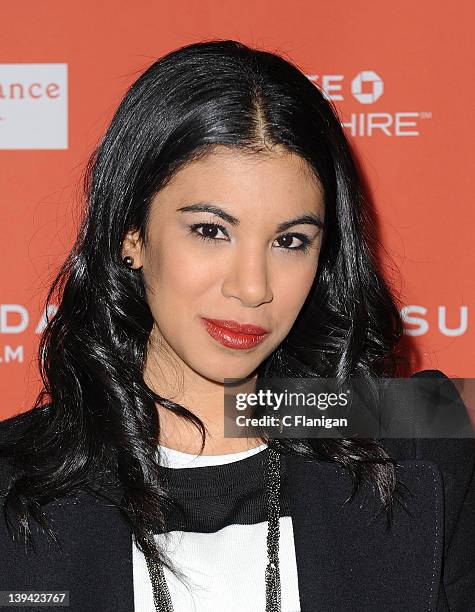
[154,145,324,214]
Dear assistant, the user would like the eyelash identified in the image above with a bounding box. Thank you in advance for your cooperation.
[187,222,313,255]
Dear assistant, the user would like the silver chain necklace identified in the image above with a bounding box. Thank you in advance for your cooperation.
[144,447,282,611]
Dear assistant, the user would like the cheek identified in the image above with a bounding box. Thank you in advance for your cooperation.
[275,261,318,322]
[168,249,214,295]
[146,245,214,311]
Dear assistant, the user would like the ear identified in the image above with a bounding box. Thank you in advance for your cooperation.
[121,229,144,269]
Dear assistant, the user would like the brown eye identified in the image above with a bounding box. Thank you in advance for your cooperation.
[189,222,229,243]
[274,233,312,254]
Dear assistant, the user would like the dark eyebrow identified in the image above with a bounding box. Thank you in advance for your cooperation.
[176,202,324,232]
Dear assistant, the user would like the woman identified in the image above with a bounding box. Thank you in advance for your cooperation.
[0,40,473,612]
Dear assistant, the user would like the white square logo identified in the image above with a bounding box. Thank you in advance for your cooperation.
[0,63,68,149]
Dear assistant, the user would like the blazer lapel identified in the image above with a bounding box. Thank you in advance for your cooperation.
[284,454,444,612]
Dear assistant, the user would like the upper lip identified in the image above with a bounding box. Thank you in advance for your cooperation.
[202,318,269,335]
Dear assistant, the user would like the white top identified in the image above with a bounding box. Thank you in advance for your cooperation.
[132,444,301,611]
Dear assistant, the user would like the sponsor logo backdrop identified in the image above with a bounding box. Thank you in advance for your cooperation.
[0,1,473,418]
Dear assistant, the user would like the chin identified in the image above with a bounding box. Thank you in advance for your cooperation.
[200,362,259,384]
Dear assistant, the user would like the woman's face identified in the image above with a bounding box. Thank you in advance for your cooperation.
[122,145,325,384]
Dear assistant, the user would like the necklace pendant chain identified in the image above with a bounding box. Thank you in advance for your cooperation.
[145,447,282,612]
[265,447,282,611]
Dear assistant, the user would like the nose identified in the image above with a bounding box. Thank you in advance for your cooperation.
[221,247,274,307]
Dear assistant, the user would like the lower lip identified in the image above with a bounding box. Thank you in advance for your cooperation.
[201,319,268,349]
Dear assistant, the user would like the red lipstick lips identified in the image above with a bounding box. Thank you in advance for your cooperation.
[201,318,269,349]
[204,319,269,335]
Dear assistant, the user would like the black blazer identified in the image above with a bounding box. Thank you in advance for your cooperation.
[0,384,474,611]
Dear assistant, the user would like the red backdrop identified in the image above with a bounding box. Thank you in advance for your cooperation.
[1,1,473,419]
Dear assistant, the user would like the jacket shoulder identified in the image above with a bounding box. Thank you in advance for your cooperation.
[379,369,475,610]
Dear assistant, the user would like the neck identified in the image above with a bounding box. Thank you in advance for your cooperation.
[157,404,264,455]
[144,333,261,456]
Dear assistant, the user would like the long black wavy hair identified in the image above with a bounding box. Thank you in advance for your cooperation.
[1,39,406,573]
